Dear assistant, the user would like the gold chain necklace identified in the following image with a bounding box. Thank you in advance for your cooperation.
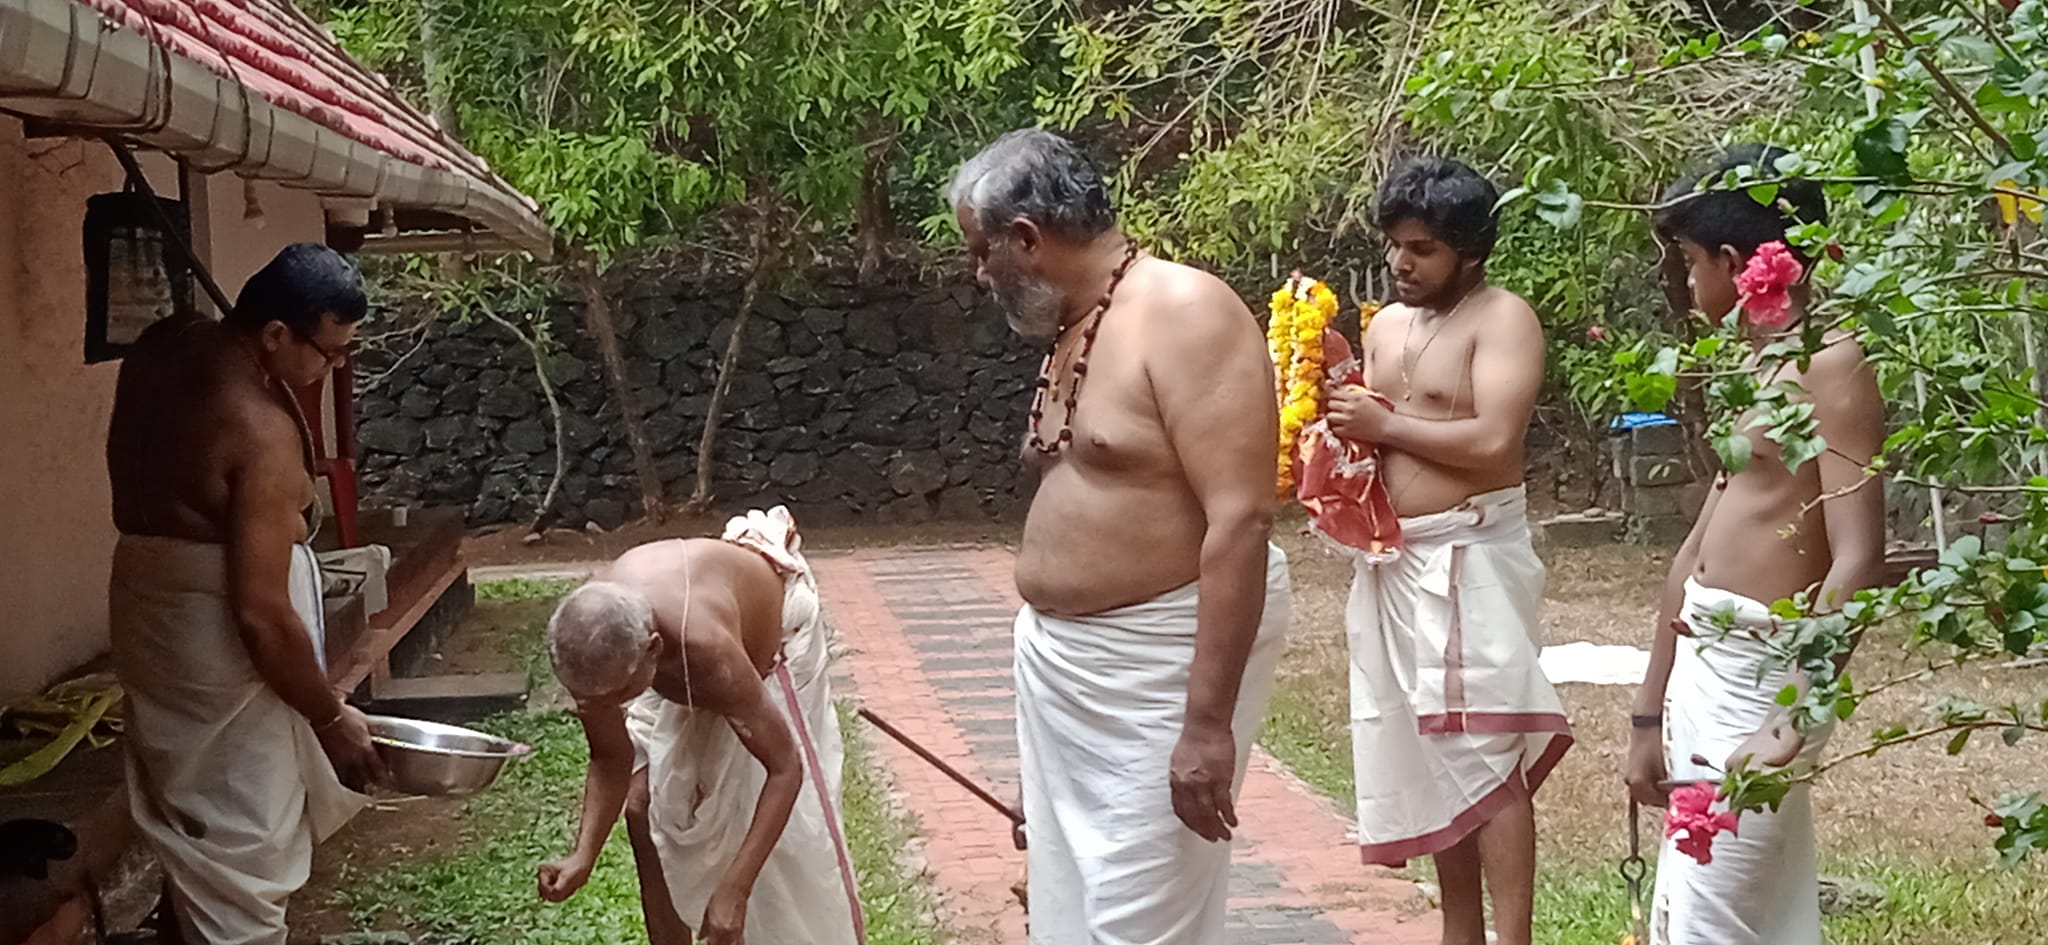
[1398,285,1479,401]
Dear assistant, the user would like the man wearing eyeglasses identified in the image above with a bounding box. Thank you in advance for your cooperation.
[106,242,380,945]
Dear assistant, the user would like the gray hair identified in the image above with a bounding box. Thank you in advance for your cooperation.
[546,581,655,696]
[948,128,1117,242]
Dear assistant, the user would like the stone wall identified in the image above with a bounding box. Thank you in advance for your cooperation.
[353,270,1042,528]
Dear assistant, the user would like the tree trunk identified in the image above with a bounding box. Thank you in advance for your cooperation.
[573,252,667,522]
[684,213,784,514]
[855,120,894,280]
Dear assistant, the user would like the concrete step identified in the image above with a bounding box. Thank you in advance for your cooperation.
[364,672,530,723]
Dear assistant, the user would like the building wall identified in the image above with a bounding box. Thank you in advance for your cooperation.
[0,116,326,701]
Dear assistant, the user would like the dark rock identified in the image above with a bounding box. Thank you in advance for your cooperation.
[422,416,469,452]
[732,402,782,432]
[937,487,986,520]
[358,420,423,456]
[544,353,590,387]
[479,384,535,419]
[801,307,844,336]
[824,449,889,497]
[584,499,628,531]
[844,310,898,356]
[502,418,549,456]
[636,314,696,362]
[851,387,920,441]
[877,495,935,525]
[441,340,496,369]
[646,414,691,453]
[970,461,1017,491]
[562,413,607,453]
[816,412,852,437]
[887,451,948,496]
[757,295,800,325]
[663,360,703,392]
[420,362,459,387]
[766,356,808,376]
[786,324,822,358]
[770,452,822,486]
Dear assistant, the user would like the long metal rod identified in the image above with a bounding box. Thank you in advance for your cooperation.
[857,707,1023,825]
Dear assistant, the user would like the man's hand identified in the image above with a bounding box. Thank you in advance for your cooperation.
[537,853,594,903]
[1324,386,1393,443]
[1011,787,1027,851]
[1623,726,1670,808]
[316,705,386,792]
[701,882,750,945]
[1169,721,1239,842]
[1726,718,1805,774]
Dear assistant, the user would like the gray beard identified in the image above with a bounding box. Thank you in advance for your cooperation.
[997,277,1065,342]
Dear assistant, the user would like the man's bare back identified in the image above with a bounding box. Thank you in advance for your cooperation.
[1012,258,1269,617]
[1689,336,1883,607]
[1357,287,1541,516]
[602,538,789,694]
[108,316,316,543]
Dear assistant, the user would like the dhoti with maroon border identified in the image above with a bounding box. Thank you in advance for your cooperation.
[1343,485,1572,866]
[636,507,865,944]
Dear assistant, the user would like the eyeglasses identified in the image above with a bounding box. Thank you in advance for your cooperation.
[290,325,353,366]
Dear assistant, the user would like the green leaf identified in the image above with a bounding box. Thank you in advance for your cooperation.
[1747,183,1780,206]
[2004,725,2028,747]
[1948,728,1974,755]
[1716,433,1754,473]
[1853,117,1912,183]
[1776,685,1800,706]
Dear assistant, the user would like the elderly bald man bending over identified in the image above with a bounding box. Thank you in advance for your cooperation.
[535,507,864,945]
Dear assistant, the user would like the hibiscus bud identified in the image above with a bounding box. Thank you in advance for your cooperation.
[1587,326,1609,342]
[1979,511,2007,525]
[1826,242,1845,262]
[2000,0,2018,12]
[1986,813,2004,828]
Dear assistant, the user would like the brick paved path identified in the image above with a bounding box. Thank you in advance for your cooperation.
[814,545,1436,945]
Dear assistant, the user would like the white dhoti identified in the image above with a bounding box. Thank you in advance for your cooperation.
[636,507,864,945]
[109,535,368,945]
[1014,544,1290,945]
[1652,578,1829,945]
[1342,485,1572,865]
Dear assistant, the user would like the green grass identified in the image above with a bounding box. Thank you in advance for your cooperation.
[339,704,951,945]
[476,577,581,604]
[1259,691,2048,945]
[839,704,952,945]
[1257,683,1356,803]
[340,710,647,944]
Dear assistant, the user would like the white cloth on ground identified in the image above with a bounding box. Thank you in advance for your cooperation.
[1343,485,1572,866]
[636,506,864,945]
[1652,578,1830,945]
[1014,543,1290,945]
[110,534,367,945]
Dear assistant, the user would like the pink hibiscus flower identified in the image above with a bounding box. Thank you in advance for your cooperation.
[1664,782,1740,865]
[1735,241,1804,328]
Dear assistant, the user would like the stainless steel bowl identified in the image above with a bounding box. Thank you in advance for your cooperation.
[366,715,532,797]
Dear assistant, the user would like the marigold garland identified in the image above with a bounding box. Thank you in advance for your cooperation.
[1268,273,1339,500]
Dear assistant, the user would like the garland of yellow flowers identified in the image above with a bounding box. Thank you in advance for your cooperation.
[1268,273,1339,500]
